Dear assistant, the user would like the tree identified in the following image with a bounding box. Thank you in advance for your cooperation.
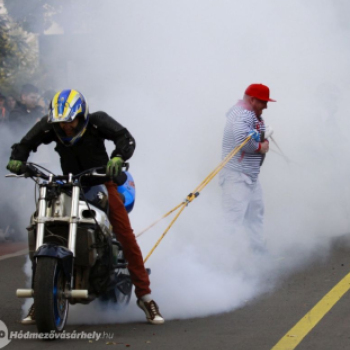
[3,0,96,35]
[0,13,39,95]
[0,0,99,95]
[3,0,63,34]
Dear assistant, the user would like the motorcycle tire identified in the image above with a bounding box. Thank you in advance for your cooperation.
[34,257,69,335]
[113,250,132,306]
[99,250,132,308]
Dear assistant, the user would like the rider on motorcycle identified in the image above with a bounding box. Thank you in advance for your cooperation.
[7,89,164,325]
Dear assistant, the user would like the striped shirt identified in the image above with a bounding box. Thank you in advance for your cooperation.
[221,100,266,182]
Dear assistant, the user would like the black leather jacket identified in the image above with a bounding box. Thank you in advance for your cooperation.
[10,111,136,175]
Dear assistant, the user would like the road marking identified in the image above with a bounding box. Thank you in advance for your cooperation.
[271,271,350,350]
[0,249,28,261]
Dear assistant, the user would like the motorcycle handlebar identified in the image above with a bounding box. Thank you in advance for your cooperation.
[18,163,129,186]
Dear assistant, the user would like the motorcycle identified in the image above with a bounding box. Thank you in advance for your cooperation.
[7,163,136,334]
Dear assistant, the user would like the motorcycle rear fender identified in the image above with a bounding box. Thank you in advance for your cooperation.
[33,244,73,282]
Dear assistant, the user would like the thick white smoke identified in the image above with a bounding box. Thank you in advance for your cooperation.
[13,0,350,322]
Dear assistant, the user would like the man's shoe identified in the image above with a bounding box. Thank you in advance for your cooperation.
[21,303,35,325]
[137,299,164,325]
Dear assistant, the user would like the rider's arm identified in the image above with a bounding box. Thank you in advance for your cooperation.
[89,112,136,160]
[10,116,55,161]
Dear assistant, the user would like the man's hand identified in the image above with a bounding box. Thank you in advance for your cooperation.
[106,157,124,177]
[249,130,260,142]
[259,140,269,154]
[6,160,24,175]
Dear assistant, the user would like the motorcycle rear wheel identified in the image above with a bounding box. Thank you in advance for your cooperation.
[113,250,132,305]
[99,250,132,308]
[34,257,69,335]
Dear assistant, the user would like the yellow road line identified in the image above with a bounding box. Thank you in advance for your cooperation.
[271,272,350,350]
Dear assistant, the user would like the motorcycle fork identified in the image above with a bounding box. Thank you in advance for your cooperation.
[68,184,80,257]
[35,184,48,249]
[18,178,89,301]
[35,180,81,287]
[36,181,80,255]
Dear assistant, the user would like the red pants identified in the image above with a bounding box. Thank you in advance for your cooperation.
[105,182,151,298]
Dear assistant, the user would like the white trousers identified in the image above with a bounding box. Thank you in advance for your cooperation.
[220,170,266,253]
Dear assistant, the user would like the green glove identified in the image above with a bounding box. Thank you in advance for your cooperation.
[106,157,123,177]
[6,160,24,175]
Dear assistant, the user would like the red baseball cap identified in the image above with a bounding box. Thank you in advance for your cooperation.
[245,84,276,102]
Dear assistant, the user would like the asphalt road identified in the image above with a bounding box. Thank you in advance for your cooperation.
[1,237,350,350]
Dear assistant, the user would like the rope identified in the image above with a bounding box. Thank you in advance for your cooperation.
[141,135,253,263]
[136,202,184,238]
[143,203,187,263]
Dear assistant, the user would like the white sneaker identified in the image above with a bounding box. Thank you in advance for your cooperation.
[21,303,35,325]
[137,299,164,325]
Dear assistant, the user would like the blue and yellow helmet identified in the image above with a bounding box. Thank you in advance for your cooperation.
[48,89,89,146]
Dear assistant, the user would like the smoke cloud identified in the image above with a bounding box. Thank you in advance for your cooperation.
[8,0,350,322]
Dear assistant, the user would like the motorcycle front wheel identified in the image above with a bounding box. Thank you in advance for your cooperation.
[34,257,69,335]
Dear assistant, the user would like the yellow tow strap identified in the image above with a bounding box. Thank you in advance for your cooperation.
[140,135,253,263]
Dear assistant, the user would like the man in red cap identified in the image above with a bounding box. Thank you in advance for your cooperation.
[220,83,276,253]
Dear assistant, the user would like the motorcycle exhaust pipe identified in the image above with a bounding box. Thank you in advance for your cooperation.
[16,289,34,298]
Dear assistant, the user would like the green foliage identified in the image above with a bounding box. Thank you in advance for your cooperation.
[0,14,39,96]
[0,0,98,96]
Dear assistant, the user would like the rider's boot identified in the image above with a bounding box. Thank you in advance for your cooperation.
[137,296,164,325]
[21,303,36,325]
